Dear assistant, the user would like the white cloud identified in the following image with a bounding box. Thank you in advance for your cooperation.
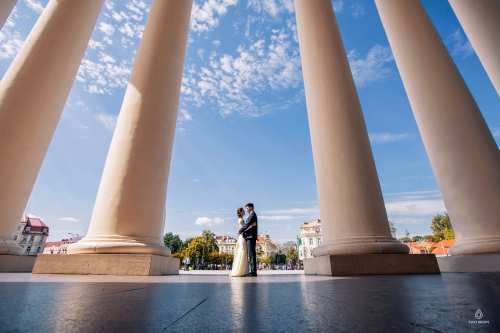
[384,190,446,226]
[0,30,24,59]
[99,22,116,36]
[348,44,394,87]
[491,127,500,138]
[195,216,225,226]
[25,0,44,13]
[332,1,344,13]
[212,40,221,46]
[59,217,78,222]
[351,3,364,18]
[369,133,414,144]
[260,207,319,221]
[446,29,474,59]
[191,0,238,33]
[178,109,193,122]
[182,28,302,116]
[95,113,118,131]
[197,48,205,60]
[247,0,295,18]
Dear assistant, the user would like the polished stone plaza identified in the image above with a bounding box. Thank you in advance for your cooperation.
[1,271,498,332]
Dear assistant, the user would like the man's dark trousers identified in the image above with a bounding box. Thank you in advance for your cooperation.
[246,238,257,274]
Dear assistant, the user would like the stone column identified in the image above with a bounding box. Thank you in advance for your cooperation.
[0,0,17,30]
[68,0,193,256]
[375,0,500,256]
[449,0,500,96]
[295,0,408,256]
[0,0,105,256]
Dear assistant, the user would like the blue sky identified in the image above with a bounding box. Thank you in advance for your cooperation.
[1,0,499,243]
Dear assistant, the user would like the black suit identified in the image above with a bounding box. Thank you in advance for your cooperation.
[238,211,258,274]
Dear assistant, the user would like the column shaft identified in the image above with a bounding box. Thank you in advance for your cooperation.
[0,0,105,255]
[68,0,193,256]
[295,0,408,256]
[449,0,500,96]
[375,0,500,255]
[0,0,17,31]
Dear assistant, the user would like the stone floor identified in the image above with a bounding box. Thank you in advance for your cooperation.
[0,271,498,333]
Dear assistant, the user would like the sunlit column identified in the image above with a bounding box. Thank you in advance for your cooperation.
[295,0,408,256]
[375,0,500,255]
[0,0,17,31]
[68,0,193,256]
[0,0,105,255]
[449,0,500,96]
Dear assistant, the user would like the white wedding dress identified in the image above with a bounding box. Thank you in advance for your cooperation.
[230,217,249,277]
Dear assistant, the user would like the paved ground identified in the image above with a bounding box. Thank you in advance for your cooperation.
[0,272,498,333]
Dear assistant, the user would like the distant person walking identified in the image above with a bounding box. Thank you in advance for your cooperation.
[184,256,190,271]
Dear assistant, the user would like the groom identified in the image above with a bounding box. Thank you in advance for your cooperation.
[238,203,258,277]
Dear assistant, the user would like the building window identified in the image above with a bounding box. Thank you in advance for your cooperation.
[30,236,35,242]
[317,238,322,245]
[43,228,47,233]
[309,238,313,245]
[37,246,41,253]
[22,236,27,242]
[26,246,31,253]
[17,226,21,231]
[14,236,17,241]
[310,249,313,256]
[40,237,44,243]
[25,227,31,231]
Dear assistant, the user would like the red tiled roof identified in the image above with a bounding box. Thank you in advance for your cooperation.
[431,240,456,254]
[45,242,63,248]
[27,217,48,228]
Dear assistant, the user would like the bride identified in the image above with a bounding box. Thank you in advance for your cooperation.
[230,207,255,277]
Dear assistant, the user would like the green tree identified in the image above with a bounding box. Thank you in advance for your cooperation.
[286,246,298,264]
[411,235,423,242]
[179,237,194,253]
[201,230,219,254]
[259,255,272,265]
[430,213,455,241]
[398,237,411,242]
[275,251,286,264]
[219,252,234,266]
[163,232,182,254]
[185,236,204,264]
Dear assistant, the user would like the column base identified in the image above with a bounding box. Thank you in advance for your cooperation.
[67,235,171,257]
[0,254,36,272]
[32,254,180,276]
[437,253,500,272]
[313,236,410,256]
[304,254,440,276]
[448,236,500,255]
[0,239,24,255]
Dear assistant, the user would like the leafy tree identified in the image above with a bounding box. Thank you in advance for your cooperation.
[179,237,194,253]
[286,246,298,264]
[184,236,204,264]
[163,232,182,254]
[275,251,286,264]
[398,237,411,242]
[422,235,435,241]
[219,252,234,266]
[411,236,423,242]
[430,213,455,242]
[206,252,221,265]
[201,230,219,254]
[259,255,272,265]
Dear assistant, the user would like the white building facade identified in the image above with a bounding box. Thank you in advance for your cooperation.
[298,219,322,261]
[13,215,49,256]
[216,236,237,255]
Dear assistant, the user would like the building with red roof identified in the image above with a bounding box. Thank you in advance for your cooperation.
[13,215,49,256]
[431,240,456,256]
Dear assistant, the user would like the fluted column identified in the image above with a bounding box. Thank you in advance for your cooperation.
[449,0,500,96]
[0,0,17,31]
[295,0,408,256]
[68,0,193,256]
[0,0,105,255]
[375,0,500,255]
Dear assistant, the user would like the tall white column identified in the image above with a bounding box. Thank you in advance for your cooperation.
[449,0,500,96]
[0,0,17,31]
[0,0,105,255]
[375,0,500,255]
[295,0,408,256]
[68,0,193,256]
